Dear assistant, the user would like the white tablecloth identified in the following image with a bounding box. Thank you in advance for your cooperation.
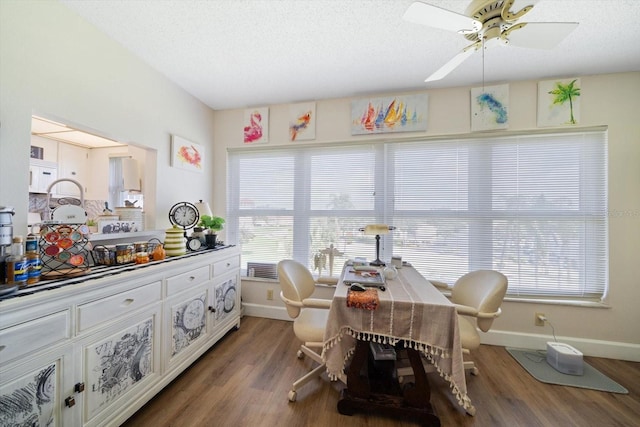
[322,265,473,413]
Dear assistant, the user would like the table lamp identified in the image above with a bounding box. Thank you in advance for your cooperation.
[360,224,396,266]
[194,200,213,218]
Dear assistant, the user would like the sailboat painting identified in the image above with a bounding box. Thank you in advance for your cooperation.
[351,94,428,135]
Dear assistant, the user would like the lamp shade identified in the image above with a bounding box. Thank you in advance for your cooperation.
[195,200,213,217]
[361,224,394,235]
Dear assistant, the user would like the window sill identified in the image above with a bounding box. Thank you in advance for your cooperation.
[504,296,610,308]
[437,291,609,308]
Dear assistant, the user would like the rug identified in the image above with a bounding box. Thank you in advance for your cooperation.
[506,347,628,394]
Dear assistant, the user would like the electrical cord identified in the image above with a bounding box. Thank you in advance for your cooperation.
[539,315,558,342]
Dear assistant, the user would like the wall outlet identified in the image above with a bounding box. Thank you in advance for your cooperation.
[535,312,546,326]
[266,288,274,300]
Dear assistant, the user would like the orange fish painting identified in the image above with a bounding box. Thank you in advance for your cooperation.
[289,102,316,141]
[290,111,311,141]
[177,144,202,168]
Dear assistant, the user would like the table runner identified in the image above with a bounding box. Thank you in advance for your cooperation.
[322,265,474,413]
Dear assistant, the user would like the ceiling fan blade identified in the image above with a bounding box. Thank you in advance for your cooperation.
[425,43,481,82]
[403,1,481,34]
[505,22,579,50]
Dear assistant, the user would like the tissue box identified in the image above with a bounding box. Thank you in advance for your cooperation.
[546,342,584,375]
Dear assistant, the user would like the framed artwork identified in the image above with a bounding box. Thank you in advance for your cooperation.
[471,84,509,131]
[97,220,142,234]
[351,94,428,135]
[243,107,269,144]
[289,102,316,141]
[30,145,44,159]
[171,135,204,172]
[537,78,581,127]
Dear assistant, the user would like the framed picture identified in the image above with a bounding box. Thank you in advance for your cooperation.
[471,84,509,131]
[171,135,204,172]
[537,78,581,127]
[351,94,428,135]
[244,107,269,144]
[289,102,315,141]
[98,220,142,234]
[30,145,44,159]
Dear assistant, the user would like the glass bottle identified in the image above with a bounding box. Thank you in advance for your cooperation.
[6,236,28,287]
[26,233,41,284]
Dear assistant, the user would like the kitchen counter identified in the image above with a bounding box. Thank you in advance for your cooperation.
[0,245,235,302]
[0,244,241,426]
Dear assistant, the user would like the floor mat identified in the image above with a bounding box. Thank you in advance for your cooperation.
[506,347,628,394]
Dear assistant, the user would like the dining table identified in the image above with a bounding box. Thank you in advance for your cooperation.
[322,263,475,423]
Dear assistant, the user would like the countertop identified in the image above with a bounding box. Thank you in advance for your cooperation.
[0,245,235,302]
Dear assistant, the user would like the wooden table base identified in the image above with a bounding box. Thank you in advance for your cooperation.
[337,340,440,426]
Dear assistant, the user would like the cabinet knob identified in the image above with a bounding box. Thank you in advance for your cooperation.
[75,382,85,393]
[65,396,76,407]
[208,305,215,313]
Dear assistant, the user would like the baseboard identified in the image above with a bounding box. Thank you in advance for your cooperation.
[482,330,640,362]
[241,303,640,362]
[242,303,291,321]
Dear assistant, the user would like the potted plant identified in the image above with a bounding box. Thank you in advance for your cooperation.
[198,215,225,248]
[87,218,98,233]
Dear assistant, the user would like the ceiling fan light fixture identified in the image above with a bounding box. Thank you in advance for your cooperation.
[407,0,579,82]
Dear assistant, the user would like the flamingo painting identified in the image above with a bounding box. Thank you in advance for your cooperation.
[243,107,269,143]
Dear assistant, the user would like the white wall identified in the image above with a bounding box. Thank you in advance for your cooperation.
[213,73,640,360]
[2,1,638,361]
[0,0,217,233]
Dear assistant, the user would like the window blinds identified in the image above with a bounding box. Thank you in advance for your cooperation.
[228,129,607,299]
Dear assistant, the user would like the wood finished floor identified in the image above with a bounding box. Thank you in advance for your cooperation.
[121,316,640,427]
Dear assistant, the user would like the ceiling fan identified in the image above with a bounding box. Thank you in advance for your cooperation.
[403,0,578,82]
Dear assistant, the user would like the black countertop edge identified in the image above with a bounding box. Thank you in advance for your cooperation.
[0,245,236,302]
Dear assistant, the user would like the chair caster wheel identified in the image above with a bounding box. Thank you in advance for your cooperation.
[471,367,479,376]
[288,390,297,402]
[296,350,304,359]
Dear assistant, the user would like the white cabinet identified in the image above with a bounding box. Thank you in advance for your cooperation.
[0,343,78,426]
[29,160,58,194]
[78,304,162,427]
[57,143,89,197]
[164,285,210,371]
[0,246,241,427]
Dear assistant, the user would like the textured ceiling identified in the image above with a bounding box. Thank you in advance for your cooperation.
[60,0,640,110]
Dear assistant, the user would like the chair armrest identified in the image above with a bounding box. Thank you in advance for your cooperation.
[453,303,479,317]
[301,298,332,309]
[280,292,304,308]
[477,307,502,319]
[429,280,450,290]
[316,276,338,286]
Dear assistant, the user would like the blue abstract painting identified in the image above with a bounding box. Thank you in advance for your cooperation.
[471,84,509,131]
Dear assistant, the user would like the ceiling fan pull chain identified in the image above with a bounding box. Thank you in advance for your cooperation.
[482,36,486,91]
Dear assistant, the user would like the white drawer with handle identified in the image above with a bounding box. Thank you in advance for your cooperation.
[166,265,210,297]
[212,256,240,277]
[0,310,70,363]
[77,281,162,333]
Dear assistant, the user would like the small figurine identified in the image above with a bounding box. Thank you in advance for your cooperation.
[320,244,344,276]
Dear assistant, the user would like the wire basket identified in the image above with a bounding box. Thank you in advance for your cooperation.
[39,178,91,279]
[39,222,91,279]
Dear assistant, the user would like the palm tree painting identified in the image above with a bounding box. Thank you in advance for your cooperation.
[537,78,581,127]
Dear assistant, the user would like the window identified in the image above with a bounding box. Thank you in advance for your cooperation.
[227,129,607,300]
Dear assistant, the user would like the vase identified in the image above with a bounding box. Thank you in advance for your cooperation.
[205,233,217,249]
